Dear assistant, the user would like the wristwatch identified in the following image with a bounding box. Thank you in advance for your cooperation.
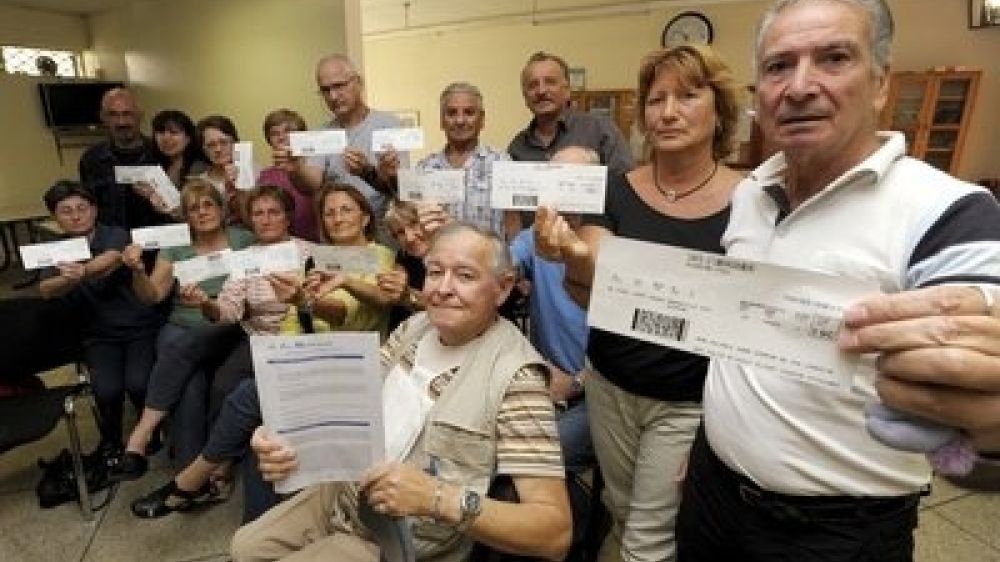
[455,488,483,532]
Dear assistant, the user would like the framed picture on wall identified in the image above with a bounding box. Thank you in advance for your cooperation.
[569,67,586,91]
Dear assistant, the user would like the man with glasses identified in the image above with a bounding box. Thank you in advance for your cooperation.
[275,54,404,219]
[79,87,168,229]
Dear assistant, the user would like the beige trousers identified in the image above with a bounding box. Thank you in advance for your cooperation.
[230,482,379,562]
[587,368,702,562]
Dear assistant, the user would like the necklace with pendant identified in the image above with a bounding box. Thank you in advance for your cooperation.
[653,160,719,203]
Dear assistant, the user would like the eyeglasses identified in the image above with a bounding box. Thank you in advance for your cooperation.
[317,75,358,95]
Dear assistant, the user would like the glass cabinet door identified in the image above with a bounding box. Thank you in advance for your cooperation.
[931,79,970,125]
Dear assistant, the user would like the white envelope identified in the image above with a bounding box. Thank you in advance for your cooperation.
[19,237,91,270]
[310,245,382,275]
[397,169,466,204]
[289,130,348,156]
[114,165,181,209]
[173,249,232,286]
[490,161,607,214]
[226,241,301,279]
[233,141,255,190]
[371,128,424,152]
[130,223,192,250]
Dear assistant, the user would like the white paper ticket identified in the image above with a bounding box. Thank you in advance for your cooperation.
[172,249,232,286]
[310,245,382,275]
[371,128,424,152]
[289,130,348,157]
[130,223,191,250]
[227,241,301,279]
[397,169,466,204]
[588,237,880,391]
[19,237,91,270]
[490,161,607,214]
[233,141,255,190]
[114,165,181,209]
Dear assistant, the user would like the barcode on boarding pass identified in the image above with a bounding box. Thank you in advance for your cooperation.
[512,194,538,206]
[406,191,423,201]
[631,308,689,341]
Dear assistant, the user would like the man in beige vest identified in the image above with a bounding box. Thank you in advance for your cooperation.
[231,223,571,562]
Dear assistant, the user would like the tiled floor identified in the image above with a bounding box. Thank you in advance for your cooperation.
[2,261,1000,562]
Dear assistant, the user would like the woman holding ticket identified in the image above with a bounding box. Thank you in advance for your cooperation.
[535,45,743,561]
[278,183,397,337]
[38,181,167,463]
[258,108,319,242]
[111,178,254,482]
[196,115,247,226]
[128,185,313,517]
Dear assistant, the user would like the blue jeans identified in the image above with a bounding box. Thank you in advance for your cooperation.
[559,398,596,474]
[143,322,242,465]
[200,378,279,522]
[144,322,242,412]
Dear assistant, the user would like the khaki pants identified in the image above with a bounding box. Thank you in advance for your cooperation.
[230,482,379,562]
[587,368,702,562]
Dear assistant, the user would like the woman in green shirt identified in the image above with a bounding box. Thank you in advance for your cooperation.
[110,178,253,480]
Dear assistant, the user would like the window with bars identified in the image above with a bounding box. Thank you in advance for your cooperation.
[1,46,80,77]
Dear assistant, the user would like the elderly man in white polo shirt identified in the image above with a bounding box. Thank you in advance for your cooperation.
[676,1,1000,561]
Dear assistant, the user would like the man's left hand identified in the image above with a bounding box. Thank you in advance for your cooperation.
[840,284,1000,450]
[360,461,437,518]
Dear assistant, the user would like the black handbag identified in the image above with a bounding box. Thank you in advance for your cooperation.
[35,448,112,509]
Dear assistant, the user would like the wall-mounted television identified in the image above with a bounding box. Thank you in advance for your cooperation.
[38,81,126,129]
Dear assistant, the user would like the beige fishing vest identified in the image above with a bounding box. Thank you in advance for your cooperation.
[387,313,546,562]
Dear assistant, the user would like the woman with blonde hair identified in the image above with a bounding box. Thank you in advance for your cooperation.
[111,178,254,480]
[535,45,743,561]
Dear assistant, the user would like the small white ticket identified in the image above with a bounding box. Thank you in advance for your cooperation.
[172,249,232,286]
[289,130,348,157]
[227,241,301,279]
[130,223,192,250]
[397,169,466,204]
[19,237,91,270]
[114,165,182,209]
[233,141,255,190]
[588,237,880,392]
[371,127,424,152]
[310,245,382,275]
[490,161,607,213]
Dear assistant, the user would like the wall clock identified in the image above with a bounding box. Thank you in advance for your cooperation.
[661,11,714,48]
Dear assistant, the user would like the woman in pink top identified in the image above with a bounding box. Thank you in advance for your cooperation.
[257,108,319,241]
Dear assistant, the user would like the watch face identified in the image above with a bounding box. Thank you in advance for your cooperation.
[462,489,482,515]
[662,11,714,47]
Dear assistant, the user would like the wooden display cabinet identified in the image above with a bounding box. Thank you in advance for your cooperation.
[570,89,636,138]
[879,69,981,176]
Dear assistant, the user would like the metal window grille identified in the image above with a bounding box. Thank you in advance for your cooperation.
[1,46,80,77]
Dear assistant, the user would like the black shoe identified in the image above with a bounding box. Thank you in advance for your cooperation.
[96,441,124,467]
[131,480,218,519]
[108,451,148,482]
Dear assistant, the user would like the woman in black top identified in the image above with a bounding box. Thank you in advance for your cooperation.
[39,181,166,455]
[153,110,207,188]
[535,45,743,561]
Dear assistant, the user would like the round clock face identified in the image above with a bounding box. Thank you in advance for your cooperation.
[662,11,714,48]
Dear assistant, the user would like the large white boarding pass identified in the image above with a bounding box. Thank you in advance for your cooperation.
[588,237,880,391]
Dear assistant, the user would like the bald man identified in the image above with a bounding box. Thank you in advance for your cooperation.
[78,87,170,229]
